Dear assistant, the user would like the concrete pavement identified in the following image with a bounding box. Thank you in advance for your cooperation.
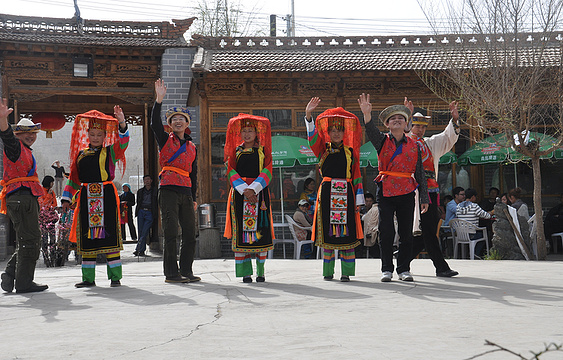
[1,244,563,359]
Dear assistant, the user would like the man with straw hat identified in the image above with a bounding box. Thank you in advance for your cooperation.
[358,93,429,283]
[152,79,200,284]
[0,99,48,293]
[407,99,460,278]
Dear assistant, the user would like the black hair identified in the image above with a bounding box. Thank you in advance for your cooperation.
[143,175,152,179]
[303,178,315,190]
[489,187,500,194]
[465,188,477,199]
[365,193,375,200]
[452,186,465,197]
[42,175,55,189]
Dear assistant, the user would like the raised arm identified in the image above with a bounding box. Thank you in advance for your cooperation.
[304,97,325,158]
[0,98,13,132]
[358,93,386,152]
[109,105,129,164]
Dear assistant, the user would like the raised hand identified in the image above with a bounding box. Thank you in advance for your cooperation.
[155,78,167,103]
[404,97,414,116]
[114,105,125,122]
[357,93,373,123]
[449,100,459,122]
[305,97,321,120]
[0,98,14,131]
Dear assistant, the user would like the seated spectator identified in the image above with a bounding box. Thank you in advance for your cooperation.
[544,194,563,252]
[439,195,453,220]
[508,187,530,220]
[299,178,317,217]
[445,187,465,225]
[293,199,313,258]
[361,193,375,216]
[456,187,492,257]
[500,193,510,205]
[479,187,499,212]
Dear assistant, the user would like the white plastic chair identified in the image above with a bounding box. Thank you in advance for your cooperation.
[449,219,489,260]
[551,232,563,254]
[285,215,316,259]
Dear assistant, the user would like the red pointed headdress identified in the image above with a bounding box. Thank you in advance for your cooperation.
[224,113,272,163]
[315,107,362,160]
[68,110,125,175]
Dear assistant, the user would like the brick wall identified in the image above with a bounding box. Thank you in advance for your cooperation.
[159,47,199,145]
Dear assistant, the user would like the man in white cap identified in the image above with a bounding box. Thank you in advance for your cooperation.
[0,98,48,293]
[358,93,428,282]
[407,99,460,277]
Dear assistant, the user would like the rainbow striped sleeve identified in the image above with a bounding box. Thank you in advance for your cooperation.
[352,154,365,206]
[61,155,81,203]
[305,118,324,158]
[226,153,247,195]
[110,127,130,164]
[248,146,273,195]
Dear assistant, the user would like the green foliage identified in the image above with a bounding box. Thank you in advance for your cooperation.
[484,248,503,260]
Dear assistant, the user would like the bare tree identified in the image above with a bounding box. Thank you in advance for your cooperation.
[190,0,265,37]
[417,0,563,260]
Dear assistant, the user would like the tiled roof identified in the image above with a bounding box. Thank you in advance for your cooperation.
[191,34,563,73]
[0,13,195,48]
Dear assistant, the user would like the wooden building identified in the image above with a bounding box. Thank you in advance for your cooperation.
[0,13,195,259]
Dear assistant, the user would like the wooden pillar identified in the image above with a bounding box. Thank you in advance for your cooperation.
[198,93,210,204]
[143,103,150,175]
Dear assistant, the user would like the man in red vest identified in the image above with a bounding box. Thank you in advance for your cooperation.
[407,100,460,277]
[0,98,49,293]
[152,79,200,284]
[358,93,428,282]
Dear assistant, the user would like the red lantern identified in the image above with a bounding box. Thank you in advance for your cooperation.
[33,112,66,138]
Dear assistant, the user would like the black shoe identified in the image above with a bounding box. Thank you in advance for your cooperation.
[181,273,201,282]
[243,276,252,283]
[165,276,190,283]
[16,282,48,293]
[1,272,14,293]
[133,251,139,256]
[75,281,96,288]
[110,280,121,287]
[138,252,146,256]
[256,276,265,282]
[340,276,350,282]
[436,270,459,278]
[324,275,334,281]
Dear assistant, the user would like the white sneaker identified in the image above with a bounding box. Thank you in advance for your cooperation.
[398,271,414,282]
[380,271,392,282]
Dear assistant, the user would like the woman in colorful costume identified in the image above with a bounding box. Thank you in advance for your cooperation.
[61,106,129,288]
[224,113,274,283]
[304,97,365,282]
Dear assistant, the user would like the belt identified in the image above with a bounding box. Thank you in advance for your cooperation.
[140,207,151,211]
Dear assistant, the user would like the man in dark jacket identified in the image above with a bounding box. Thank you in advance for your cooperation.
[134,175,158,256]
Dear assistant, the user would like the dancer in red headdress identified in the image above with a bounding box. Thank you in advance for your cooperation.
[304,97,365,282]
[62,106,129,288]
[224,113,274,283]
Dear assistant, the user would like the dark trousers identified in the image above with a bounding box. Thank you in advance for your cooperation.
[4,192,42,291]
[379,192,415,274]
[135,209,153,253]
[159,188,196,278]
[411,192,451,273]
[121,210,137,240]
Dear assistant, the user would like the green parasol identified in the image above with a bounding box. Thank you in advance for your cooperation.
[458,132,556,166]
[271,135,318,167]
[438,151,458,165]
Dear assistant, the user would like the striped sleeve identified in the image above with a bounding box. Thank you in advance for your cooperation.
[226,151,247,195]
[61,155,81,203]
[109,126,130,164]
[305,117,325,158]
[352,152,365,206]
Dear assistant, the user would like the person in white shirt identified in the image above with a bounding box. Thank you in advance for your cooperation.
[456,187,493,257]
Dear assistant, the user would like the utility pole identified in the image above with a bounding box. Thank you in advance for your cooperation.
[270,15,276,37]
[285,0,295,37]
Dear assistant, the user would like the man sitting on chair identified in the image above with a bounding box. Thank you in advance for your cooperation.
[456,188,493,258]
[293,199,313,258]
